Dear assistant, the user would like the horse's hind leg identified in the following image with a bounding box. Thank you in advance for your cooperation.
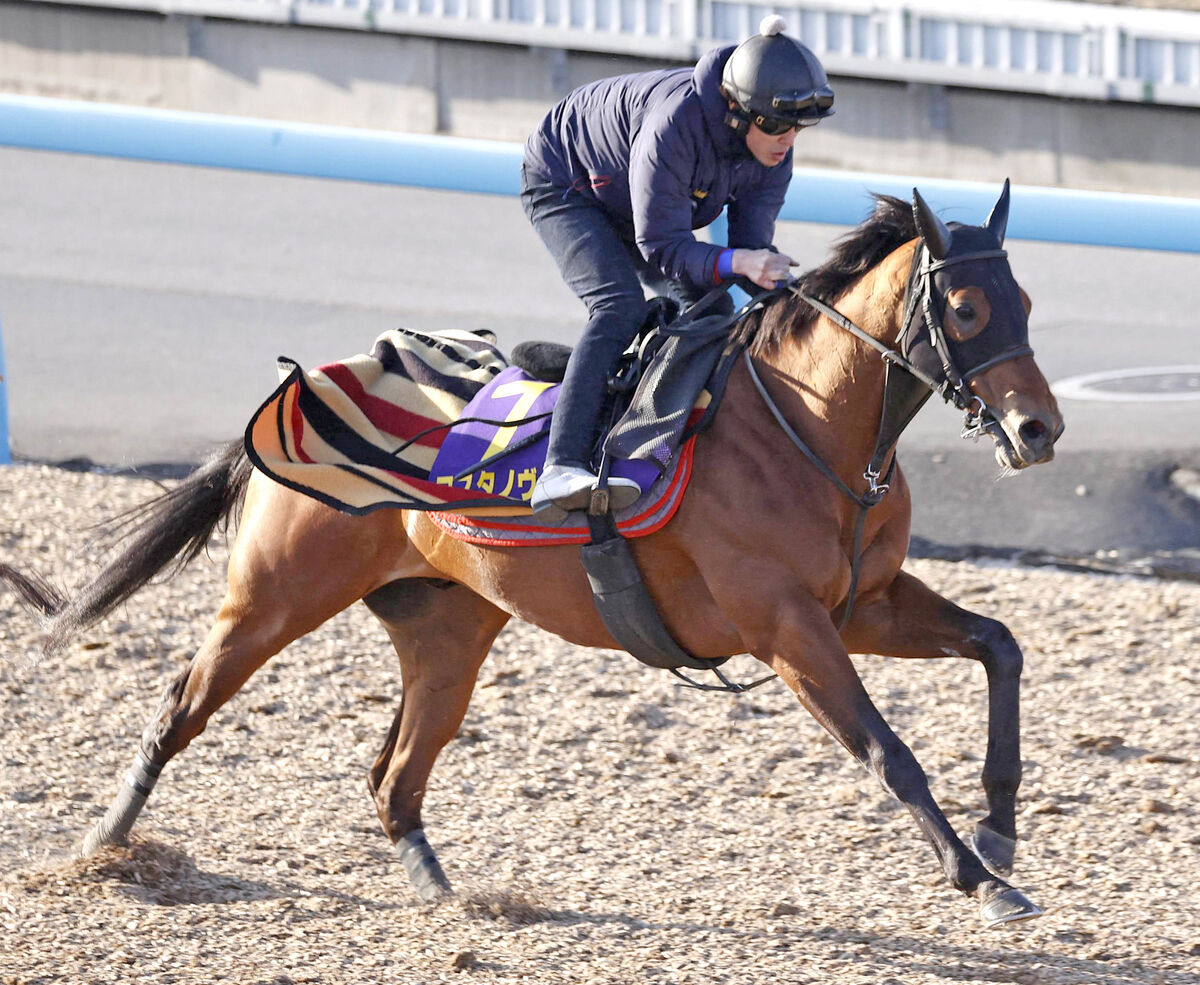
[83,581,371,855]
[840,570,1027,878]
[83,484,402,856]
[362,579,510,901]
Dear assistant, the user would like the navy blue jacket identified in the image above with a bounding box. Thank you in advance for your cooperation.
[524,45,792,288]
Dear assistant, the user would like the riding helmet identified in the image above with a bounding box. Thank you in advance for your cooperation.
[721,15,835,132]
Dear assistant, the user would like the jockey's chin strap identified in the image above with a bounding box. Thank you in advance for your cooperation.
[743,244,1032,629]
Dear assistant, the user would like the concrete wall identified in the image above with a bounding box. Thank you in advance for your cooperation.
[3,0,1200,197]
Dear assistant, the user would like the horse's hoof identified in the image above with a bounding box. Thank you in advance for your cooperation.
[980,887,1042,928]
[80,826,105,858]
[397,829,453,903]
[971,822,1016,876]
[80,822,125,858]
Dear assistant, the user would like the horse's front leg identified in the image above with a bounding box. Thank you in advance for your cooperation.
[840,570,1025,877]
[749,592,1040,928]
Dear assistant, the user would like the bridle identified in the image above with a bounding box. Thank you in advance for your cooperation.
[898,245,1033,419]
[741,236,1034,627]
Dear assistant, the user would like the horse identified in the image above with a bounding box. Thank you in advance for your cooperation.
[1,185,1062,928]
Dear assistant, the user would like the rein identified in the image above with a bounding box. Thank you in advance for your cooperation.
[743,350,895,630]
[742,349,891,631]
[743,244,1030,630]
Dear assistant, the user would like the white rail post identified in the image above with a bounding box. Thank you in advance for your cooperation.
[867,10,884,59]
[679,0,697,47]
[887,5,906,61]
[1102,23,1122,86]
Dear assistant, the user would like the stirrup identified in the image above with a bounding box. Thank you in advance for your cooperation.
[532,467,639,514]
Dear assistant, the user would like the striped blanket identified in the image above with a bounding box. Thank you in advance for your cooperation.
[246,328,523,515]
[244,328,699,537]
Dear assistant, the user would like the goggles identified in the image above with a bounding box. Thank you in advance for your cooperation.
[752,85,835,135]
[753,114,824,136]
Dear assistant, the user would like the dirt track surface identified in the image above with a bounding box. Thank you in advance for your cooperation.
[1,466,1198,985]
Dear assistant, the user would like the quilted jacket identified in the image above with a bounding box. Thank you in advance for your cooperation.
[523,44,792,287]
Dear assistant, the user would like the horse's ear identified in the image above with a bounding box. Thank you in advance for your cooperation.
[912,188,951,260]
[984,178,1011,245]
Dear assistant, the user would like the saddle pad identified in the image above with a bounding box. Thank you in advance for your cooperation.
[429,435,697,547]
[245,327,689,519]
[245,327,532,516]
[428,364,661,503]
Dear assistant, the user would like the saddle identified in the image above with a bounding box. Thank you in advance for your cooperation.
[426,299,681,509]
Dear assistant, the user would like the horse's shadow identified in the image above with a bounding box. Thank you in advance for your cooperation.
[448,890,1191,985]
[66,837,382,910]
[772,925,1191,985]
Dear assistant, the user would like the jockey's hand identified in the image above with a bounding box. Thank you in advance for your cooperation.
[731,248,798,290]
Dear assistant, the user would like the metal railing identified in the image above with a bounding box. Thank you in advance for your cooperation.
[32,0,1200,106]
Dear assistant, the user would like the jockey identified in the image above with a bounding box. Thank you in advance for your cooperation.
[522,15,835,514]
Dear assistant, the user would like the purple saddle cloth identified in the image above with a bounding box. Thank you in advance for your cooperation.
[427,365,660,505]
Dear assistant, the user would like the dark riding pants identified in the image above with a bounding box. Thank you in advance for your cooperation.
[521,166,731,469]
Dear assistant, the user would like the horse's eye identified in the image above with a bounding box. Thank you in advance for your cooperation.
[944,288,989,342]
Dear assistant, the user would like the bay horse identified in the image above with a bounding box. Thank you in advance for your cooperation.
[1,186,1062,927]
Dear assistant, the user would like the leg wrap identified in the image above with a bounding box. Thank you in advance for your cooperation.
[397,829,452,902]
[80,751,162,857]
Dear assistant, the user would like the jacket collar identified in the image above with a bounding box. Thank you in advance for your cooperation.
[693,44,753,161]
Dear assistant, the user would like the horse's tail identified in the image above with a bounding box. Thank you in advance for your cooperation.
[0,439,253,654]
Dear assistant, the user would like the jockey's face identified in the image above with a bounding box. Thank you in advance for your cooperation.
[744,120,799,168]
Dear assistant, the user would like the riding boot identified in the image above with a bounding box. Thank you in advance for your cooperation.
[532,320,641,513]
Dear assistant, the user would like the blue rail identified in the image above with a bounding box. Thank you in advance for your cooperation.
[2,93,1199,254]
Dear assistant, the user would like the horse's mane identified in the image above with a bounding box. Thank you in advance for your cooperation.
[735,194,917,355]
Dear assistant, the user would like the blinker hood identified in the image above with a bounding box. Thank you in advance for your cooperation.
[901,181,1031,406]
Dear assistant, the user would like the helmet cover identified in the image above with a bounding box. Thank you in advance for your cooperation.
[721,16,835,128]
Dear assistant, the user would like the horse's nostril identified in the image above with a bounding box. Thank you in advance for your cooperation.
[1019,420,1047,444]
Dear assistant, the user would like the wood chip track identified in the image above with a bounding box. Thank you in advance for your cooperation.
[1,466,1197,985]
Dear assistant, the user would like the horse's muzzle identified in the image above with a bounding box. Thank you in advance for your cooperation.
[972,355,1064,470]
[993,409,1064,469]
